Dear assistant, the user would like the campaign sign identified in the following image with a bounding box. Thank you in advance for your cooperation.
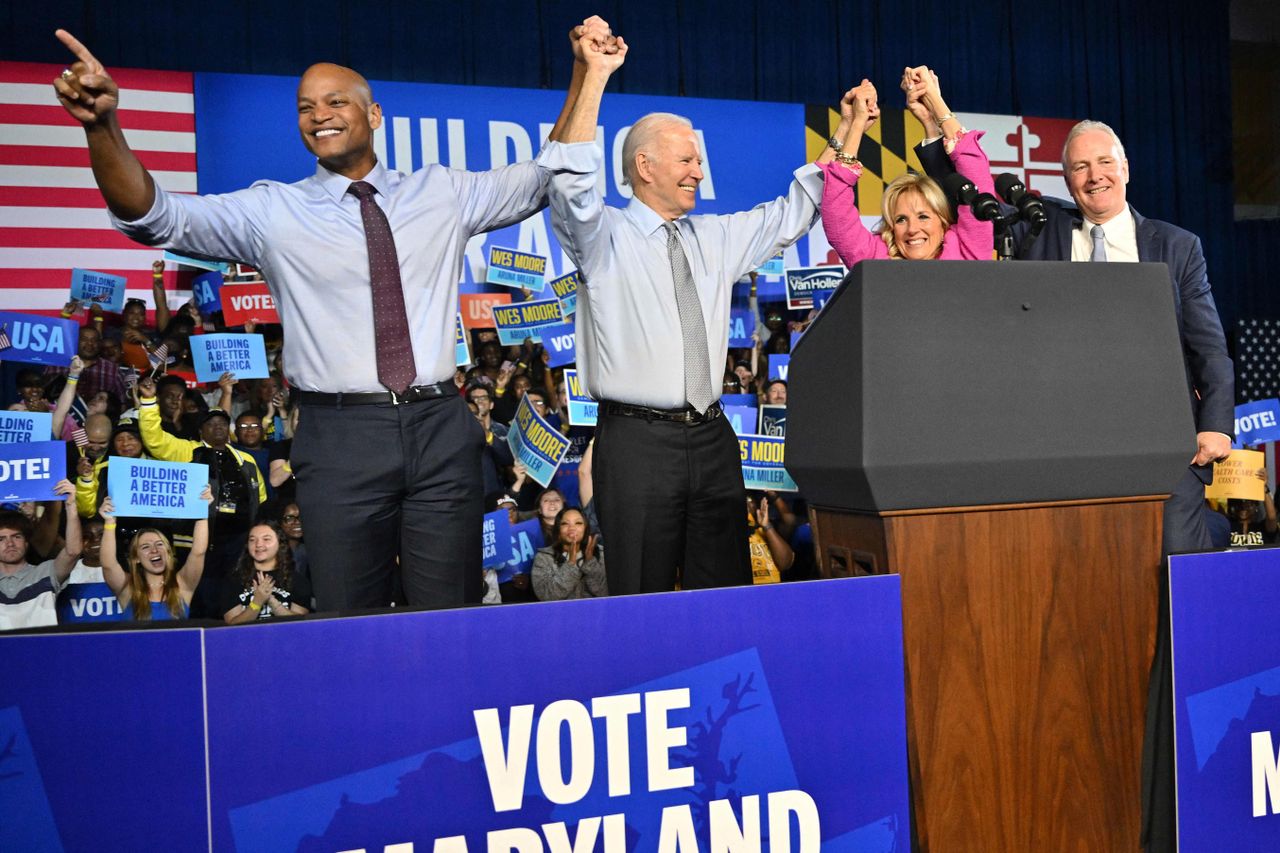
[769,355,791,381]
[565,368,597,427]
[756,252,786,276]
[486,246,549,292]
[550,270,580,316]
[191,333,270,383]
[721,393,757,408]
[0,441,65,503]
[492,298,564,346]
[1205,449,1267,502]
[725,404,759,437]
[785,265,844,310]
[220,282,279,326]
[58,571,126,624]
[482,509,512,569]
[454,313,472,367]
[69,268,127,313]
[739,433,798,492]
[1234,399,1280,448]
[191,270,224,315]
[0,411,53,444]
[728,303,753,348]
[164,250,232,273]
[0,311,78,366]
[790,330,803,350]
[760,404,787,437]
[508,395,571,487]
[496,517,545,583]
[459,293,513,329]
[107,458,209,520]
[542,320,576,368]
[1170,549,1280,850]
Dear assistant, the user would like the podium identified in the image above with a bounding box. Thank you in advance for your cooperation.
[788,261,1195,851]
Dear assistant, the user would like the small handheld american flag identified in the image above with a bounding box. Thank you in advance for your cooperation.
[147,342,170,377]
[71,427,89,456]
[0,324,10,351]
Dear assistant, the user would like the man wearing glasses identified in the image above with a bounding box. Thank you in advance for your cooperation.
[468,385,514,510]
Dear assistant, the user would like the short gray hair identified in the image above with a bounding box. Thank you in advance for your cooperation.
[1061,120,1126,172]
[621,112,694,187]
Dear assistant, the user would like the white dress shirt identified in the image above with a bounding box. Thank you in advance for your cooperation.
[539,140,823,409]
[1070,208,1140,263]
[113,159,549,392]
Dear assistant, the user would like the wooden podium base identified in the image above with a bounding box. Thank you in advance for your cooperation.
[812,496,1164,852]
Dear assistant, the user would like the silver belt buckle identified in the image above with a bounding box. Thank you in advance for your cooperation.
[388,388,402,406]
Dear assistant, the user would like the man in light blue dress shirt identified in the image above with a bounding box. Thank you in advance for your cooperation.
[51,21,614,612]
[538,32,853,593]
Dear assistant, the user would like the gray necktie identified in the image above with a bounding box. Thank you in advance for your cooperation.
[1089,224,1108,262]
[664,222,715,413]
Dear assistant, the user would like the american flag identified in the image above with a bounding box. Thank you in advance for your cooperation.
[147,342,169,371]
[0,323,9,350]
[70,427,88,448]
[0,61,197,316]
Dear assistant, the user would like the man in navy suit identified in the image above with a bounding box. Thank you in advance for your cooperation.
[923,120,1232,853]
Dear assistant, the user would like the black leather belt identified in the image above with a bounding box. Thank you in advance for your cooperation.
[601,400,723,424]
[297,381,455,407]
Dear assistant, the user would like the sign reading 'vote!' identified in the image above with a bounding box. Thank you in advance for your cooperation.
[220,283,279,326]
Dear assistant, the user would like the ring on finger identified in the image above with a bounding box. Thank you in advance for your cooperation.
[60,68,75,80]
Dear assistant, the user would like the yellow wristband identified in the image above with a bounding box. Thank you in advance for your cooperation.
[103,523,117,530]
[248,601,262,612]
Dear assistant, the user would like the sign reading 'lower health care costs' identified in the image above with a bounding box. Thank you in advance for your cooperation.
[108,459,209,519]
[785,265,844,310]
[0,441,65,503]
[486,246,548,292]
[492,299,564,346]
[191,334,270,383]
[508,395,570,487]
[739,433,798,492]
[69,268,127,313]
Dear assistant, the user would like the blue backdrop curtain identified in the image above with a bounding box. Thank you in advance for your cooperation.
[8,0,1240,326]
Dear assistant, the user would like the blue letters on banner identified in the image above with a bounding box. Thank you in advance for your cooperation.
[107,459,209,520]
[454,312,471,367]
[482,509,512,569]
[542,320,576,368]
[1170,550,1280,849]
[769,355,790,381]
[497,517,545,583]
[738,433,798,492]
[785,265,844,310]
[507,396,571,487]
[549,270,580,316]
[0,411,53,444]
[492,298,563,346]
[163,251,231,274]
[0,441,65,503]
[191,333,270,383]
[486,246,548,292]
[1233,399,1280,448]
[759,404,788,437]
[69,268,127,313]
[191,270,224,315]
[0,311,78,367]
[720,393,756,408]
[756,253,786,276]
[724,405,759,437]
[564,368,597,427]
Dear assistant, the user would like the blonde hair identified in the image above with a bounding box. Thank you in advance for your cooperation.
[876,173,954,259]
[126,529,184,620]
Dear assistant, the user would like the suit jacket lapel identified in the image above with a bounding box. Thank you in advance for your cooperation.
[1133,207,1160,262]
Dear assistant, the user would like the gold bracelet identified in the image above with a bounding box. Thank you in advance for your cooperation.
[935,113,956,124]
[835,151,861,167]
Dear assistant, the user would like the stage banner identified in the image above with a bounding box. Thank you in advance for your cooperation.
[202,577,909,852]
[1234,399,1280,449]
[493,299,564,346]
[69,268,127,313]
[542,321,577,368]
[739,433,798,492]
[564,368,597,427]
[0,629,208,853]
[0,311,78,366]
[508,395,570,487]
[193,73,824,296]
[220,282,279,327]
[0,411,53,444]
[486,246,549,293]
[191,333,270,382]
[1171,549,1280,851]
[550,270,580,316]
[0,441,65,503]
[107,458,210,520]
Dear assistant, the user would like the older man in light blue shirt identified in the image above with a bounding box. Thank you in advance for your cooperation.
[538,31,853,593]
[52,21,613,612]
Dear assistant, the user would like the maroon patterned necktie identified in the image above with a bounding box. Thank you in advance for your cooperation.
[348,180,417,395]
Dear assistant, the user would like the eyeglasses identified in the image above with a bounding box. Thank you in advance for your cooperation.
[468,396,490,403]
[239,424,263,430]
[530,400,548,408]
[281,514,301,522]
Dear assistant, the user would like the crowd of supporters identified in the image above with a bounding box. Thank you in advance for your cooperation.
[1,264,817,630]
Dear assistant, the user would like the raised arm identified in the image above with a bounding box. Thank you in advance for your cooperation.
[50,480,83,584]
[151,261,172,333]
[52,31,156,221]
[51,355,85,437]
[819,81,889,268]
[548,17,618,144]
[98,498,129,598]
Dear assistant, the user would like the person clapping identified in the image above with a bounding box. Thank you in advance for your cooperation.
[531,508,607,600]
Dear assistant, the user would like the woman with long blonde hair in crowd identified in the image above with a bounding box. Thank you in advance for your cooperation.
[99,487,211,621]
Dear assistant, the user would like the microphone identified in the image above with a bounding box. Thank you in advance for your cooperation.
[941,172,1000,222]
[995,173,1048,227]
